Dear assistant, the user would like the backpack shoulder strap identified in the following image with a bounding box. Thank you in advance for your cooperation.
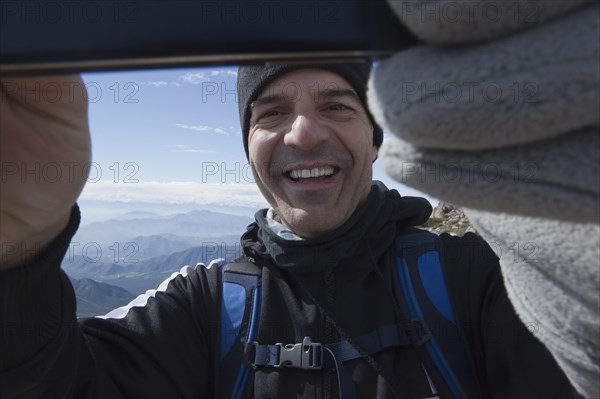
[218,256,262,399]
[393,229,481,399]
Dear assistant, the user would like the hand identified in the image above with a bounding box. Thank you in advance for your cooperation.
[0,75,91,270]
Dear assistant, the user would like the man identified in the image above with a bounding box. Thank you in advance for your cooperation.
[0,64,579,398]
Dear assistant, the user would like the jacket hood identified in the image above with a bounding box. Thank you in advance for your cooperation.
[241,181,432,273]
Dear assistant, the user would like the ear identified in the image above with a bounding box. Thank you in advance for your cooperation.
[371,145,379,163]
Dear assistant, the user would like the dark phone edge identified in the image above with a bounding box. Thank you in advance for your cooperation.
[0,50,396,76]
[0,0,418,76]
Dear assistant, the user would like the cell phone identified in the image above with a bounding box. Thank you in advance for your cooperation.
[0,0,419,75]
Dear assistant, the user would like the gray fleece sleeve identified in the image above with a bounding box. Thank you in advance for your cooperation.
[368,1,600,396]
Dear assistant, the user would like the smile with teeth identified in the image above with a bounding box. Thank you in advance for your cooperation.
[287,166,335,181]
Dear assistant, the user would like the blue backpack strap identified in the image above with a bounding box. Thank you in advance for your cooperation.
[393,229,481,398]
[218,258,262,399]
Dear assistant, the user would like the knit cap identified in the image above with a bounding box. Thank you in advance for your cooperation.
[237,63,383,158]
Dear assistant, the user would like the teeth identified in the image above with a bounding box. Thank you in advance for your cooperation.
[289,167,334,180]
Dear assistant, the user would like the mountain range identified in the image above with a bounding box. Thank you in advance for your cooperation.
[70,277,135,318]
[72,209,253,248]
[62,209,253,315]
[64,243,242,295]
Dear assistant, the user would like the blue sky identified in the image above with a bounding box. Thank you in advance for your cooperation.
[79,66,434,222]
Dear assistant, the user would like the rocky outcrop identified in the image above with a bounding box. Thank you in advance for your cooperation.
[422,202,477,236]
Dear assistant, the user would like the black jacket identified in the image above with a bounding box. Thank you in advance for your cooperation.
[0,183,578,398]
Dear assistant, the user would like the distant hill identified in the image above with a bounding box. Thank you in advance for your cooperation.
[63,242,242,296]
[73,209,253,248]
[63,208,251,309]
[129,233,241,260]
[69,277,135,318]
[77,200,259,225]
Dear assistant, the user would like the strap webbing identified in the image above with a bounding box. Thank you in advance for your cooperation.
[249,323,411,368]
[324,323,412,363]
[247,323,413,397]
[324,346,357,399]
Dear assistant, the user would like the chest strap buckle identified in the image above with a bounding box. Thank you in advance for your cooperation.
[276,336,323,369]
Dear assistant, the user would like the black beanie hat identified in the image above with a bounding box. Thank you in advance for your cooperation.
[237,63,384,158]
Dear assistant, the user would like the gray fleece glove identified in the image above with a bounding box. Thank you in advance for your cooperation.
[367,1,600,397]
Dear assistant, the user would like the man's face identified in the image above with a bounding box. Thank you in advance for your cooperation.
[248,69,378,238]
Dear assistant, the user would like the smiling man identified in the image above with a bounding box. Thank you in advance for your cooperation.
[243,67,378,238]
[0,64,580,398]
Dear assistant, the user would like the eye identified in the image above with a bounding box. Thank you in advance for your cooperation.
[251,107,290,129]
[324,103,352,112]
[251,108,283,125]
[261,109,283,118]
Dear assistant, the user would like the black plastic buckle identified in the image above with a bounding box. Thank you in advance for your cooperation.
[410,318,433,346]
[275,336,322,370]
[243,341,259,370]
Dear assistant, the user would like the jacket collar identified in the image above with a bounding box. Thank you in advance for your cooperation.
[241,181,432,273]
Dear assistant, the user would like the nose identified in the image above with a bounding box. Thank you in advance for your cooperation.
[284,113,328,151]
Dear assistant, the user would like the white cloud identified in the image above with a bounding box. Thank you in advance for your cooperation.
[80,181,266,208]
[211,69,238,77]
[175,123,211,132]
[168,144,220,154]
[142,81,168,87]
[178,69,237,85]
[178,72,208,84]
[213,128,228,135]
[175,123,231,136]
[228,126,243,137]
